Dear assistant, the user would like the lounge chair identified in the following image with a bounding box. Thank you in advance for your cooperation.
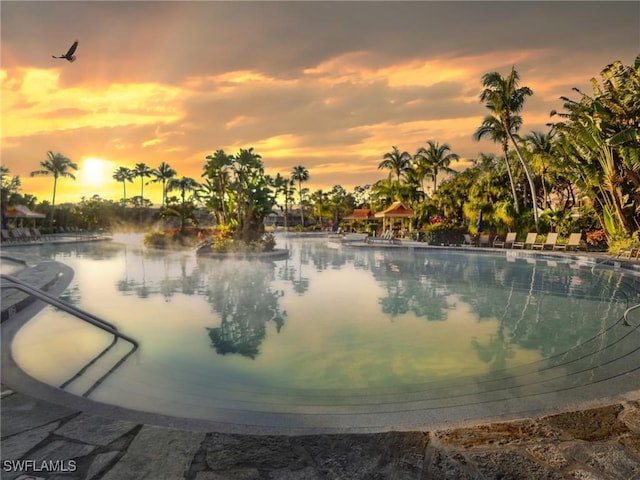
[512,232,537,249]
[532,232,558,250]
[462,234,474,246]
[493,232,517,248]
[1,229,14,243]
[9,228,26,242]
[617,248,640,260]
[554,233,583,251]
[367,230,400,244]
[478,234,492,247]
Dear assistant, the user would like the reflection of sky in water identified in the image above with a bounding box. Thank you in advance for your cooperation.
[12,235,636,407]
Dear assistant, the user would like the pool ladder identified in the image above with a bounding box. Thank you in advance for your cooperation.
[0,273,139,397]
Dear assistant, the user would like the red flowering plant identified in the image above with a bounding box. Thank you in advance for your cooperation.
[586,229,607,250]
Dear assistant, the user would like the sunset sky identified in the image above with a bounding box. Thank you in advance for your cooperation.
[2,1,638,206]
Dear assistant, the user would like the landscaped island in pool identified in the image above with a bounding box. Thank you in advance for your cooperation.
[7,234,640,433]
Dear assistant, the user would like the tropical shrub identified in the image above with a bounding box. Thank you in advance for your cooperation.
[586,229,608,251]
[144,232,168,248]
[207,232,276,254]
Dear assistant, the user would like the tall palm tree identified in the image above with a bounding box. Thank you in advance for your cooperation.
[414,141,459,193]
[378,147,412,199]
[30,151,78,228]
[291,165,309,228]
[479,68,539,229]
[523,130,556,210]
[474,115,520,214]
[133,163,153,201]
[150,162,177,206]
[310,189,330,227]
[272,173,295,230]
[203,150,233,224]
[112,166,135,205]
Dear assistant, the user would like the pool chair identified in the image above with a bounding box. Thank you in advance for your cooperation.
[512,232,537,249]
[9,228,27,242]
[367,229,398,244]
[1,229,14,243]
[554,233,583,251]
[477,234,492,247]
[617,247,640,260]
[532,232,559,250]
[493,232,517,248]
[462,234,474,246]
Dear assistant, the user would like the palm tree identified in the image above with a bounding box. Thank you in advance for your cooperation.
[167,176,200,204]
[551,55,640,235]
[414,141,459,193]
[523,130,556,210]
[291,165,309,228]
[150,162,177,206]
[160,202,198,234]
[310,189,330,227]
[30,151,78,228]
[474,115,520,214]
[203,150,233,225]
[133,163,153,201]
[272,173,295,230]
[479,68,539,229]
[378,146,412,199]
[112,166,135,205]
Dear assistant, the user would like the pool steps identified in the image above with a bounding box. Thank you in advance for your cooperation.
[0,273,139,397]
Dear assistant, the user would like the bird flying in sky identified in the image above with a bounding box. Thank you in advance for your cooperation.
[52,40,78,62]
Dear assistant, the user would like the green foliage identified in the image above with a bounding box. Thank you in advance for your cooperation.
[602,205,618,236]
[144,231,168,248]
[208,232,276,254]
[422,224,467,245]
[606,231,637,254]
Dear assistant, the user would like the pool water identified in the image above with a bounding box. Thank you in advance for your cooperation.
[9,234,640,431]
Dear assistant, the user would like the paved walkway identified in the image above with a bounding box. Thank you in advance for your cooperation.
[2,386,640,479]
[2,238,640,478]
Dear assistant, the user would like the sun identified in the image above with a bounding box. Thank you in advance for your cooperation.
[81,157,112,187]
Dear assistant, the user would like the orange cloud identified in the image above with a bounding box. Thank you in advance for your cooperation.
[2,67,184,138]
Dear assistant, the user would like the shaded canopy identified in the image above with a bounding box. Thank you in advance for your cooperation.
[374,201,415,232]
[5,205,46,218]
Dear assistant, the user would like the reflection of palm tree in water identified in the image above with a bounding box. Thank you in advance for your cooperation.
[116,245,133,292]
[206,261,286,359]
[376,258,450,321]
[290,242,310,294]
[471,282,518,389]
[379,262,409,318]
[472,305,516,373]
[137,249,149,298]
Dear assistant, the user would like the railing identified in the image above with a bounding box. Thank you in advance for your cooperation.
[0,274,139,397]
[0,256,28,267]
[624,304,640,327]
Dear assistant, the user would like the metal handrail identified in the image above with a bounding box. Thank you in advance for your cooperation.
[624,304,640,327]
[0,256,28,267]
[1,274,139,397]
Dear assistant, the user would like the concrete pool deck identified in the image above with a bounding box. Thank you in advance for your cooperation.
[2,238,640,478]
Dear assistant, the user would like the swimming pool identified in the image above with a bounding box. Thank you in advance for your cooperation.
[6,234,640,433]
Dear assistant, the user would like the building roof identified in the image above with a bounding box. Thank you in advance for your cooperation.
[374,201,414,218]
[343,208,375,220]
[5,205,46,218]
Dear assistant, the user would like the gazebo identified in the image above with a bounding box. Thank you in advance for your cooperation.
[374,201,414,235]
[342,208,376,232]
[4,205,46,227]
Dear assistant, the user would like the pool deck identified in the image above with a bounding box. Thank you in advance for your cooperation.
[2,237,640,478]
